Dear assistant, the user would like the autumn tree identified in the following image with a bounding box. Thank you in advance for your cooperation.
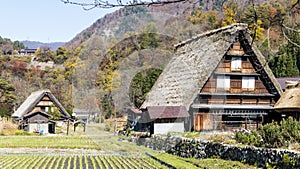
[140,23,159,49]
[221,3,237,26]
[188,7,220,30]
[34,46,54,62]
[55,47,74,64]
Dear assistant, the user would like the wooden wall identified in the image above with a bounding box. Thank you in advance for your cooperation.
[197,96,274,105]
[193,112,223,131]
[216,58,255,74]
[201,76,269,94]
[192,41,276,131]
[37,96,52,106]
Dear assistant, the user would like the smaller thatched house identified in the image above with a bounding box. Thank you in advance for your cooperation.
[12,89,70,134]
[274,81,300,121]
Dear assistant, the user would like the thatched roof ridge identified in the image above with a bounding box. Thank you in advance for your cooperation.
[141,23,282,110]
[12,89,70,119]
[175,23,248,50]
[249,38,282,95]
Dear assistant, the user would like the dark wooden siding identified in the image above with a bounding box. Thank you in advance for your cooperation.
[27,114,49,123]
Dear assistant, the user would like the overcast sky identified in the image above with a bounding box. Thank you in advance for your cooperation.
[0,0,117,42]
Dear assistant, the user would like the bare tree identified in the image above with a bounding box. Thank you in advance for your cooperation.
[61,0,189,10]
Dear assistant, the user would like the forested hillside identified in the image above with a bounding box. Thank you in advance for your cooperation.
[0,0,299,120]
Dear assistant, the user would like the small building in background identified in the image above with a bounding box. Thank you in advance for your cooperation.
[19,49,37,56]
[12,89,70,134]
[72,108,98,123]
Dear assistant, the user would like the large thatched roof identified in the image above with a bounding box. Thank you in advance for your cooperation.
[12,89,70,119]
[141,23,282,110]
[275,81,300,112]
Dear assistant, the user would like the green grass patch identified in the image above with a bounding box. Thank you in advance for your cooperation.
[154,153,258,169]
[0,136,101,150]
[154,153,200,169]
[182,157,258,169]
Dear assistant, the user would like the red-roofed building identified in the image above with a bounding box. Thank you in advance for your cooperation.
[141,106,190,135]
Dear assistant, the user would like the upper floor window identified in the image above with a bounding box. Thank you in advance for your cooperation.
[231,57,242,71]
[217,75,230,90]
[242,76,255,90]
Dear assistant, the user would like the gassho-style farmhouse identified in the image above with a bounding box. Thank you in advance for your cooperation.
[128,23,294,135]
[12,23,297,135]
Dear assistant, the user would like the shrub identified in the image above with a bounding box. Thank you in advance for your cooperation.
[183,132,200,139]
[15,130,24,135]
[209,133,228,143]
[259,121,284,148]
[280,117,300,143]
[104,123,111,132]
[224,139,236,145]
[234,128,261,146]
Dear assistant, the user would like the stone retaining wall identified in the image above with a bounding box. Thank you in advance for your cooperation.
[131,135,300,168]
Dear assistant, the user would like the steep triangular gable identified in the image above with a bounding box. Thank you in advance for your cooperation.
[12,90,70,119]
[200,37,280,96]
[141,23,282,110]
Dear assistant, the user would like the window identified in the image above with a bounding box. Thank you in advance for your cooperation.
[242,77,255,90]
[217,75,230,89]
[45,107,49,112]
[231,57,242,71]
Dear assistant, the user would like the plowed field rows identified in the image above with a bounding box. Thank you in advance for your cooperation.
[0,155,166,169]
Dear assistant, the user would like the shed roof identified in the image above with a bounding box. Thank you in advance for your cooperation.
[23,111,50,118]
[128,108,143,114]
[141,23,282,110]
[276,77,300,91]
[146,106,189,120]
[12,89,70,119]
